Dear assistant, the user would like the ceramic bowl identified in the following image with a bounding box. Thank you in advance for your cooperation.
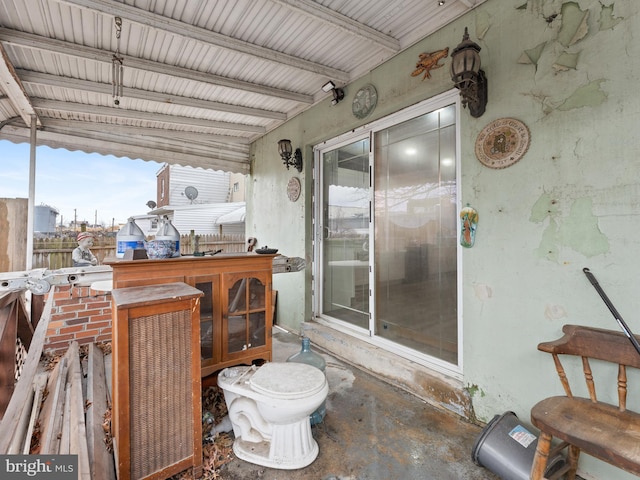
[255,246,278,254]
[145,240,176,259]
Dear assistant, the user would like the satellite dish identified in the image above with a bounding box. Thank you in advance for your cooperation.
[184,186,199,203]
[146,200,157,209]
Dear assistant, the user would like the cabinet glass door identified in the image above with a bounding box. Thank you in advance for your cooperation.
[226,276,267,355]
[198,281,214,359]
[191,275,221,364]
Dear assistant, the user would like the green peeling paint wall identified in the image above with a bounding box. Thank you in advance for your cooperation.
[248,2,640,478]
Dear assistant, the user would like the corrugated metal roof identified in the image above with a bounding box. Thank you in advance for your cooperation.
[0,0,485,173]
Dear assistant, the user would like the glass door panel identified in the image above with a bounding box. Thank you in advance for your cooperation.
[195,280,214,360]
[249,312,266,348]
[226,276,267,354]
[227,315,246,353]
[374,105,458,364]
[228,279,246,313]
[321,138,370,329]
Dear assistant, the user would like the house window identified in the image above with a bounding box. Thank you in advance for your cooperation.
[314,91,461,373]
[233,182,239,192]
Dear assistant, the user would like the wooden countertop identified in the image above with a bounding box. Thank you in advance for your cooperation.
[105,251,278,266]
[111,282,204,309]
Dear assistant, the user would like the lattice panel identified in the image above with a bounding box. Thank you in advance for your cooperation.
[15,336,27,382]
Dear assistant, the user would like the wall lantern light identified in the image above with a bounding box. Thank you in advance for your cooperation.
[321,80,345,106]
[450,27,487,118]
[278,139,303,172]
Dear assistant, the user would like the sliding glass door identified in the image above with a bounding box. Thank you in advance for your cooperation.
[315,94,460,368]
[319,138,370,329]
[374,105,457,364]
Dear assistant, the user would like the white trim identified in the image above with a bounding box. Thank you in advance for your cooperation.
[454,99,464,372]
[369,90,460,133]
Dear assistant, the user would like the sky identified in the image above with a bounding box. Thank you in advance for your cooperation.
[1,139,162,227]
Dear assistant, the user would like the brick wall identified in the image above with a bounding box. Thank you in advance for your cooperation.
[44,285,112,352]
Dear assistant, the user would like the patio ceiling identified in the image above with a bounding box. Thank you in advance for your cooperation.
[0,0,485,174]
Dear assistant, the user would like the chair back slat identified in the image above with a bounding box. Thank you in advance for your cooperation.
[552,353,573,398]
[581,356,597,402]
[618,364,628,412]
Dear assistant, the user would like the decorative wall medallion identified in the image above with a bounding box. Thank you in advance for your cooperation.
[352,84,377,119]
[287,176,301,202]
[475,118,531,169]
[411,47,449,80]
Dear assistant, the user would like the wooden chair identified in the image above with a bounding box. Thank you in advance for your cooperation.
[530,324,640,480]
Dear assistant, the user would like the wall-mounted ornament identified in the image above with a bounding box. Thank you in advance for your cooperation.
[474,118,531,169]
[411,47,449,80]
[460,204,478,248]
[352,84,377,119]
[287,177,301,202]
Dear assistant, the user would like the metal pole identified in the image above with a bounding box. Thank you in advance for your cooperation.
[583,267,640,356]
[26,115,36,270]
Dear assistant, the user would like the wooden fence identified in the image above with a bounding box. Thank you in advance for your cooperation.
[32,234,246,269]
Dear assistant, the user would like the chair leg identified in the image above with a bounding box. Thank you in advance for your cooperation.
[566,445,580,480]
[530,432,552,480]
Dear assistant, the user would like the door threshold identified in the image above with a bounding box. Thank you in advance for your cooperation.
[300,320,474,421]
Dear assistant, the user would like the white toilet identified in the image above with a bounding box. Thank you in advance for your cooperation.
[217,362,329,470]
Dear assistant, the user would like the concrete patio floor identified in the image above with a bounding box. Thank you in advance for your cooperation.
[218,327,500,480]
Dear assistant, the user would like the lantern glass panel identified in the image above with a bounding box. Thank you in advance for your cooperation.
[278,140,292,156]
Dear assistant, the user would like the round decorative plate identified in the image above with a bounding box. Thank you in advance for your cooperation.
[352,84,377,119]
[287,176,301,202]
[475,118,531,169]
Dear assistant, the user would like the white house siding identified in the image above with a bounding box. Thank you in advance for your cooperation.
[167,165,230,205]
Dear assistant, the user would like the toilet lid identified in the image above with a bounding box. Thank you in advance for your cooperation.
[250,363,326,399]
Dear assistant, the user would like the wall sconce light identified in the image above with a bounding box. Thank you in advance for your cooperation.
[278,139,303,172]
[450,27,487,118]
[321,80,345,106]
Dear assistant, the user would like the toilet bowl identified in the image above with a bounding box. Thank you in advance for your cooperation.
[218,362,329,470]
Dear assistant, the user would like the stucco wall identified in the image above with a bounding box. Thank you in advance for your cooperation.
[0,198,28,272]
[248,2,639,478]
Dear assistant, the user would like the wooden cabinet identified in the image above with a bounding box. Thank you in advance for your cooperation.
[111,282,203,480]
[108,253,275,377]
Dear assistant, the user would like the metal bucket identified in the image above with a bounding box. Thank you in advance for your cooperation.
[472,411,565,480]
